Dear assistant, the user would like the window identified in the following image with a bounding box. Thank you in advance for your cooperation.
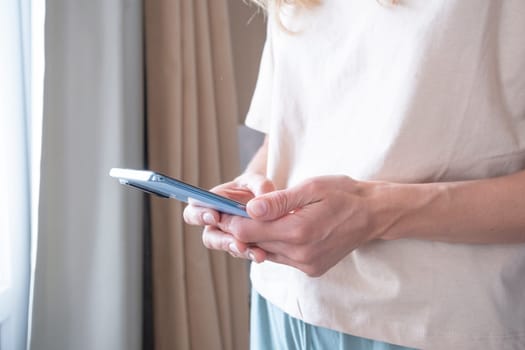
[0,0,44,348]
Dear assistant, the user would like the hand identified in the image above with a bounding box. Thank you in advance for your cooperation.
[217,175,386,277]
[183,173,276,262]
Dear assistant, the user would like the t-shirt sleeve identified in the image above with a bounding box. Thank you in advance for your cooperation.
[244,25,274,134]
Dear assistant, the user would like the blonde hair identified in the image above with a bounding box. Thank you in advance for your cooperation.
[250,0,398,32]
[250,0,398,11]
[250,0,320,11]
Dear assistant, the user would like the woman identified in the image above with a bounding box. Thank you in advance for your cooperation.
[184,0,525,348]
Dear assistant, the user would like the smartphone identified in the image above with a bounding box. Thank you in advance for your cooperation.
[109,168,249,218]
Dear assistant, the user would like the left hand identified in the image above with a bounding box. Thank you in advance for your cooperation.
[183,172,276,262]
[217,175,388,277]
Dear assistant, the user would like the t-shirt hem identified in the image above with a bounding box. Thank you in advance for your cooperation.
[251,276,525,350]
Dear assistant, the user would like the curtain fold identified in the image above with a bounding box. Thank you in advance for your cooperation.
[144,1,250,349]
[30,1,144,349]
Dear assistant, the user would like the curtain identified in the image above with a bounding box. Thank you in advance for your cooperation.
[30,1,144,349]
[0,1,31,349]
[144,1,250,349]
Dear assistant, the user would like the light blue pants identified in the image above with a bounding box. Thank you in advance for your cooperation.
[250,290,416,350]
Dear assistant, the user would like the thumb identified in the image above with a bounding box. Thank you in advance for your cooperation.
[247,187,313,221]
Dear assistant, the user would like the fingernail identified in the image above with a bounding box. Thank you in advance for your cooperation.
[250,200,268,217]
[229,243,241,255]
[247,249,256,262]
[203,212,215,225]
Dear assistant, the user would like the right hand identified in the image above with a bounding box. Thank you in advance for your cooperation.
[183,173,276,262]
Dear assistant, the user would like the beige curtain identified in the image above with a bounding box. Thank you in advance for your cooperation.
[144,1,250,349]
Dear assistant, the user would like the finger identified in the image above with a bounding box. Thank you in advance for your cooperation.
[247,183,320,221]
[229,241,268,263]
[217,212,299,243]
[254,240,291,258]
[235,173,276,196]
[249,246,268,263]
[202,226,267,262]
[213,187,255,204]
[202,226,236,251]
[183,205,220,226]
[207,175,275,205]
[256,239,322,266]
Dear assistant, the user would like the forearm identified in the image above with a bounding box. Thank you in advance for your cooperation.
[243,135,269,176]
[375,169,525,244]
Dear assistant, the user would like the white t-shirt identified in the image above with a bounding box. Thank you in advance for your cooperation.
[245,1,525,349]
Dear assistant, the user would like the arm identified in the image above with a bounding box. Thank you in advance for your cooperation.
[376,169,525,244]
[243,135,269,176]
[214,169,525,276]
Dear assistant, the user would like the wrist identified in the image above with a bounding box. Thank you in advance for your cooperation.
[364,181,444,241]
